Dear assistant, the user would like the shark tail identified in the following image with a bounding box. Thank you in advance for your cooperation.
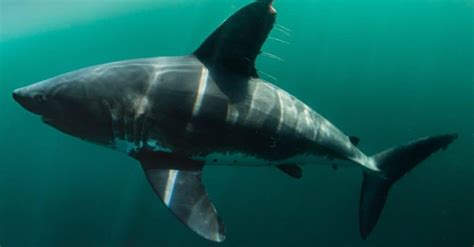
[359,133,458,239]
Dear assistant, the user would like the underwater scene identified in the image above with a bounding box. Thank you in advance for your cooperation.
[0,0,473,246]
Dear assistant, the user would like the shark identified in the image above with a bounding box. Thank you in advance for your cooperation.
[12,0,457,242]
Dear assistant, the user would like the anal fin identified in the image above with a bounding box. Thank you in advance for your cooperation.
[136,149,226,242]
[277,164,302,179]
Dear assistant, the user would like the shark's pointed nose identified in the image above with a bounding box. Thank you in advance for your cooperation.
[12,88,24,104]
[12,87,36,114]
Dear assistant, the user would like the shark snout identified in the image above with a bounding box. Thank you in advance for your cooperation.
[12,87,29,109]
[12,88,21,101]
[12,86,45,116]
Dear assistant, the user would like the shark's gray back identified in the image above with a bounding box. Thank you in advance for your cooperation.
[141,57,350,161]
[81,55,354,162]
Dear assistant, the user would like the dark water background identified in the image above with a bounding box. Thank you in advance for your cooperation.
[1,0,473,246]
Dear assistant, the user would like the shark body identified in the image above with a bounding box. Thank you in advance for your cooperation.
[12,0,457,242]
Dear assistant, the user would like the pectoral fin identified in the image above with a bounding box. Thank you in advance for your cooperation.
[136,150,226,242]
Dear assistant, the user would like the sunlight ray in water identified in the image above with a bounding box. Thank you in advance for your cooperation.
[259,70,279,82]
[269,36,291,45]
[261,51,286,62]
[275,26,292,37]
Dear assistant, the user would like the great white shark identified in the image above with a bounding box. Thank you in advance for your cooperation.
[12,0,457,242]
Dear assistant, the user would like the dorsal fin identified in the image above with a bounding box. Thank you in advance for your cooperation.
[194,0,276,78]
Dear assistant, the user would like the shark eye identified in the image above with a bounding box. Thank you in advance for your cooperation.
[34,94,46,104]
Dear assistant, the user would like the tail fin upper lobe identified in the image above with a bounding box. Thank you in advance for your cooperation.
[359,133,458,239]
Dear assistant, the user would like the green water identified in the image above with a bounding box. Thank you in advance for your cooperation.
[0,0,473,246]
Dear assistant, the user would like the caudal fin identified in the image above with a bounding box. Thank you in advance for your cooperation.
[359,133,458,239]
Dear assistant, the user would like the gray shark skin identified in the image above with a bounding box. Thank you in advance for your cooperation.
[12,0,457,243]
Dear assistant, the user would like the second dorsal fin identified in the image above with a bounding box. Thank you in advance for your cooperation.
[194,0,276,78]
[350,136,360,146]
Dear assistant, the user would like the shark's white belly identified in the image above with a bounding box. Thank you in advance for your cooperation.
[111,138,350,168]
[112,138,172,154]
[197,152,350,168]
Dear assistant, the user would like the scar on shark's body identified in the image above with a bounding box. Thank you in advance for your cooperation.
[12,0,458,242]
